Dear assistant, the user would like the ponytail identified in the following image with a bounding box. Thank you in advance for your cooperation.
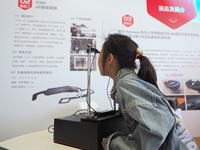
[137,55,159,89]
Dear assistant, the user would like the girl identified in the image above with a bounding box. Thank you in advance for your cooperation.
[98,33,197,150]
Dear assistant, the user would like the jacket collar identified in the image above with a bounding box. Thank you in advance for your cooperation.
[110,68,137,99]
[114,68,137,85]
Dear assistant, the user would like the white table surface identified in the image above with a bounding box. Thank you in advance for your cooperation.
[0,130,80,150]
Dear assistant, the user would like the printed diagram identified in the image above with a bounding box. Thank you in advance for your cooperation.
[70,20,97,71]
[162,78,200,110]
[186,95,200,110]
[185,80,200,93]
[70,23,96,38]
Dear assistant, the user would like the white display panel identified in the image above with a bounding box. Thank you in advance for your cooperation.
[0,0,200,141]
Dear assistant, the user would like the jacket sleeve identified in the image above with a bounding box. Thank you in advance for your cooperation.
[103,79,176,150]
[103,132,139,150]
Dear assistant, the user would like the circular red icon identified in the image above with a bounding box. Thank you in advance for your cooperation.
[122,15,134,27]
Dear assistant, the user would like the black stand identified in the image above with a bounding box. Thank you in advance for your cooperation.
[54,111,128,150]
[54,46,128,150]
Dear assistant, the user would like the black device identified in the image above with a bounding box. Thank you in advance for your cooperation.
[54,111,128,150]
[54,45,128,150]
[0,146,9,150]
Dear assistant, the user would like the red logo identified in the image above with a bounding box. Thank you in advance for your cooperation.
[147,0,197,29]
[18,0,32,10]
[122,15,134,27]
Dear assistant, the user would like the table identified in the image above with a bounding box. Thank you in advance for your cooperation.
[0,130,79,150]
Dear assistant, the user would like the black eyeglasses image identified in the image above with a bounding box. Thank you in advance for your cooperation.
[32,85,94,104]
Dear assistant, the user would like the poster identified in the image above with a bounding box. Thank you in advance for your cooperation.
[0,0,200,141]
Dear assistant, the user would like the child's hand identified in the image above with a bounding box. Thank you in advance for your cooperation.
[102,138,106,149]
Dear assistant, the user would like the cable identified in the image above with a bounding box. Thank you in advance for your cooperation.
[74,109,88,115]
[106,77,113,109]
[48,125,54,133]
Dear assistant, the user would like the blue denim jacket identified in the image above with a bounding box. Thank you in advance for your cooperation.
[104,68,190,150]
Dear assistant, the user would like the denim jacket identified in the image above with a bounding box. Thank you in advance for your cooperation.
[103,68,190,150]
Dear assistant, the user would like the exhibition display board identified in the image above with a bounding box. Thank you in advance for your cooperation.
[0,0,200,142]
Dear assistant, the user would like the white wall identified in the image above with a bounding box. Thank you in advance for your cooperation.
[0,0,200,141]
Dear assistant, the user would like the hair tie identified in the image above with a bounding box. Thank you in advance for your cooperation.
[136,48,144,59]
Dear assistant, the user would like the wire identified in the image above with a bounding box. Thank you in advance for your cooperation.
[48,125,54,133]
[106,77,113,109]
[73,109,88,115]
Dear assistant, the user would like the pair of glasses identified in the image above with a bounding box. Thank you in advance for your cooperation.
[32,86,94,104]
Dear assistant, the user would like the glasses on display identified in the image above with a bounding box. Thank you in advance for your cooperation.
[32,86,94,104]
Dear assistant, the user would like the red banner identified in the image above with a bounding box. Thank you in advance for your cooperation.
[147,0,197,29]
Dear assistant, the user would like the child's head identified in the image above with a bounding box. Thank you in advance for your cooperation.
[98,33,158,89]
[101,33,138,70]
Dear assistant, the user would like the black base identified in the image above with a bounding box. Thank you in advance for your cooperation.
[54,111,128,150]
